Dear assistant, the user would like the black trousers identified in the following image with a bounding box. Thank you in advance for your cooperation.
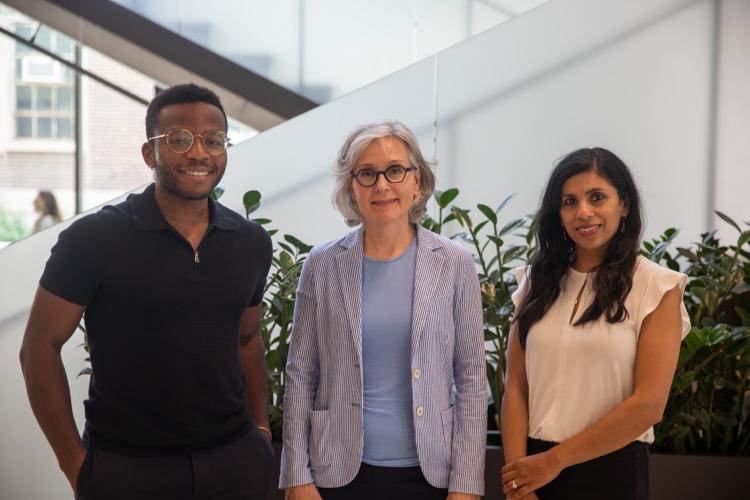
[317,463,448,500]
[75,426,274,500]
[527,438,649,500]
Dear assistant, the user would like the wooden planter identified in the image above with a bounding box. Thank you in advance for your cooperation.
[268,442,750,499]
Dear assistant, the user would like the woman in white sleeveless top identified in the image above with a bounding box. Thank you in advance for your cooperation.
[500,148,690,499]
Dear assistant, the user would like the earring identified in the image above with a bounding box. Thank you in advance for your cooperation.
[620,216,626,234]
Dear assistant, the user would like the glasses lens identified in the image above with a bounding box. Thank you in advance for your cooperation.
[355,169,378,186]
[203,131,227,155]
[166,129,193,153]
[385,165,407,183]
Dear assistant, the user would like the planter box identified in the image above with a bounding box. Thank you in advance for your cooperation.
[649,453,750,500]
[268,443,750,499]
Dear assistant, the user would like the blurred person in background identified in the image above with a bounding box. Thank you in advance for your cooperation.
[32,190,62,233]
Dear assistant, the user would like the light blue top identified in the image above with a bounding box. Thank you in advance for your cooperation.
[361,237,419,467]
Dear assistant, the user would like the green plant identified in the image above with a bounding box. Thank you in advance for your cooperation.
[422,190,532,429]
[248,186,750,455]
[647,213,750,455]
[0,208,29,242]
[76,185,750,455]
[241,190,311,439]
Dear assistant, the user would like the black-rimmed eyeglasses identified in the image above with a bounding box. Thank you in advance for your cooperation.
[351,165,417,187]
[147,128,230,156]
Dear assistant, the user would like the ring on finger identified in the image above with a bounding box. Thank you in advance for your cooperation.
[511,479,518,490]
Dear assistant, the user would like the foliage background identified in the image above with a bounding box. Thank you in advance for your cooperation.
[76,187,747,455]
[246,186,749,455]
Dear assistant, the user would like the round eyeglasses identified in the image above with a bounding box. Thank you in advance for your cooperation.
[148,128,230,156]
[351,165,417,187]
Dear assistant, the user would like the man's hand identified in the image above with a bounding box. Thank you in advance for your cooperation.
[285,483,322,500]
[20,287,88,493]
[61,447,87,492]
[501,451,562,500]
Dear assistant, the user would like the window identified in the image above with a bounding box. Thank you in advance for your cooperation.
[14,24,75,140]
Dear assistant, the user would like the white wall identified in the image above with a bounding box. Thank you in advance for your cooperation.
[0,309,88,500]
[113,0,548,100]
[221,0,744,248]
[714,0,750,237]
[0,193,132,500]
[1,0,748,498]
[435,0,713,244]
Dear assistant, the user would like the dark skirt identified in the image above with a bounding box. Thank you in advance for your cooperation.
[527,438,649,500]
[318,463,447,500]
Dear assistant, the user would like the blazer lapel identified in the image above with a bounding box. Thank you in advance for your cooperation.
[411,225,445,359]
[334,229,364,365]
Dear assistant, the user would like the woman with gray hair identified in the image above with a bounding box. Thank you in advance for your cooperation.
[280,120,486,500]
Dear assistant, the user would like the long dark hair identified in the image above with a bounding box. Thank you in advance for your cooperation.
[514,148,643,349]
[37,191,61,221]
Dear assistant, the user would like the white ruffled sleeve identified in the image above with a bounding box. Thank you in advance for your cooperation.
[636,259,691,339]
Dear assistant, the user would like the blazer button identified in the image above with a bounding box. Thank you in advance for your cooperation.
[413,368,421,379]
[416,406,424,417]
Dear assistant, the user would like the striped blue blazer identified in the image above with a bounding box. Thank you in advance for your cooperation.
[279,225,486,494]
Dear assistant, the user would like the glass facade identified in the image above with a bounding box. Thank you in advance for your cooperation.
[0,3,255,247]
[13,24,75,139]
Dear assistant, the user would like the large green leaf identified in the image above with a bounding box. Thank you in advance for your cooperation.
[243,190,262,217]
[437,188,459,208]
[477,204,497,225]
[716,210,741,233]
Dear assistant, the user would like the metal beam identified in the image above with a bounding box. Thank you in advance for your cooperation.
[0,24,149,106]
[5,0,318,130]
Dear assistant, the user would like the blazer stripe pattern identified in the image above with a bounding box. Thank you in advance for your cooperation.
[279,225,486,495]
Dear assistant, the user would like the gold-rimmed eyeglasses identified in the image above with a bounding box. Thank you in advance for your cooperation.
[351,164,417,187]
[148,128,230,156]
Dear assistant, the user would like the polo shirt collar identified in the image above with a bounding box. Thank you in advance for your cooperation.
[131,183,240,231]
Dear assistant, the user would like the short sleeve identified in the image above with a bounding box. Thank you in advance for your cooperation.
[39,215,103,306]
[511,265,530,309]
[248,225,273,307]
[636,260,691,339]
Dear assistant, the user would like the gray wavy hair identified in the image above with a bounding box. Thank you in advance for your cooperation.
[332,120,435,227]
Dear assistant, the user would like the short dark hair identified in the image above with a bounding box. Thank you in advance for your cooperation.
[145,83,227,138]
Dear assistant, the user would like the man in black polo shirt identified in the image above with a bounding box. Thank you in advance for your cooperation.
[20,84,274,499]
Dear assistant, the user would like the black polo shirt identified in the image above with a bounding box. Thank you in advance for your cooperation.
[40,183,272,454]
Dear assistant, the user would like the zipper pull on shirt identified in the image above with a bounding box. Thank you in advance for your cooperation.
[194,250,200,264]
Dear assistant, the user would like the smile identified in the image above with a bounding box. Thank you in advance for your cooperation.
[179,170,213,177]
[371,199,398,206]
[576,224,602,236]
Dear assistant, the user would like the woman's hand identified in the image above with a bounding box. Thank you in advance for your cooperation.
[285,483,322,500]
[446,493,480,500]
[501,451,562,499]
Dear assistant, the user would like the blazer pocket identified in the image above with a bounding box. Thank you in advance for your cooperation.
[440,406,455,465]
[308,409,331,468]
